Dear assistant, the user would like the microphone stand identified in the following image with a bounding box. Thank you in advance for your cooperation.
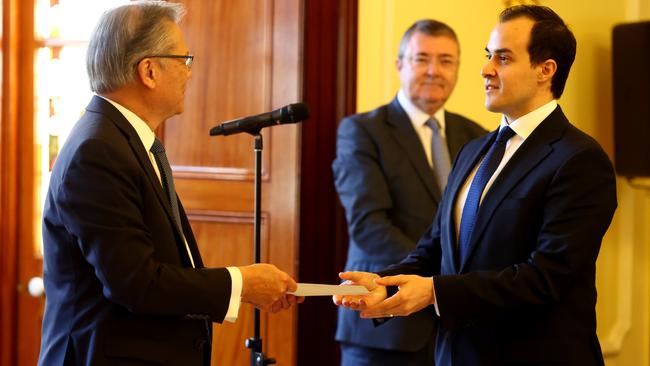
[243,131,276,366]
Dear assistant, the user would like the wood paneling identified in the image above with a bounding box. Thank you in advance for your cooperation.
[170,0,303,364]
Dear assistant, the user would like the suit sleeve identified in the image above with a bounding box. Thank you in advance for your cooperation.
[332,117,416,260]
[53,137,232,321]
[432,144,617,330]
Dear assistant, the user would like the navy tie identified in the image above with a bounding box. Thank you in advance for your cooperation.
[458,126,516,263]
[150,138,183,235]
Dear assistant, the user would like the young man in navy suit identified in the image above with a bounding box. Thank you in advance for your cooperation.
[333,19,485,366]
[335,5,616,366]
[39,2,301,365]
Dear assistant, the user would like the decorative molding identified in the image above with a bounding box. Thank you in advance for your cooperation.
[172,165,270,181]
[186,209,267,224]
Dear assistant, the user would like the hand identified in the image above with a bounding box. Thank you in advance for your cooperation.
[360,275,435,319]
[332,271,387,311]
[239,263,302,313]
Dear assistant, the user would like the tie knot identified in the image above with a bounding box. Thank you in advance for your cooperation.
[495,126,515,144]
[151,138,165,154]
[426,118,440,133]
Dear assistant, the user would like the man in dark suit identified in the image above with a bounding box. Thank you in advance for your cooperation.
[335,5,617,366]
[38,2,301,365]
[333,19,485,366]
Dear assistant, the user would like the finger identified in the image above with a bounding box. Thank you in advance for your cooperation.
[333,294,344,305]
[270,301,281,313]
[361,295,402,318]
[280,295,290,309]
[374,275,405,287]
[297,296,305,304]
[339,271,369,282]
[286,277,298,292]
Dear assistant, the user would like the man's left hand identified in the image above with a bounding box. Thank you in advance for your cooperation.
[360,275,435,319]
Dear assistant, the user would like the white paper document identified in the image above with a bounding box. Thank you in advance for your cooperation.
[288,283,370,297]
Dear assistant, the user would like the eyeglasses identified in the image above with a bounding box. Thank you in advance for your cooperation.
[406,55,457,70]
[145,54,194,69]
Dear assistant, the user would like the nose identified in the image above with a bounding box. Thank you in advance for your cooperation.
[426,59,440,76]
[480,61,495,78]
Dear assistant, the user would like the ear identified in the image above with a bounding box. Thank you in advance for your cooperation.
[136,58,157,90]
[538,59,557,84]
[396,57,404,72]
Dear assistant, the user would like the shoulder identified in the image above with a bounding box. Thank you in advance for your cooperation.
[336,103,396,142]
[446,111,487,135]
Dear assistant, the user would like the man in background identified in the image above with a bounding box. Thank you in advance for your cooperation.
[333,19,485,366]
[39,2,301,365]
[336,5,616,366]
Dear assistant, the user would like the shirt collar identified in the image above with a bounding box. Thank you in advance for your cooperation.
[397,89,446,131]
[500,99,558,139]
[97,95,156,151]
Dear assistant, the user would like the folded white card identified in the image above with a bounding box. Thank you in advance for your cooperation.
[288,283,370,296]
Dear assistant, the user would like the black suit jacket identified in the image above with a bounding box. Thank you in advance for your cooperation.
[333,98,486,351]
[39,96,232,366]
[380,106,617,365]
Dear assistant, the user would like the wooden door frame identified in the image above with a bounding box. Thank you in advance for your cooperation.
[0,0,20,364]
[298,1,357,365]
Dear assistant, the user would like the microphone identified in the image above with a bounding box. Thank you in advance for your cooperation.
[209,103,310,136]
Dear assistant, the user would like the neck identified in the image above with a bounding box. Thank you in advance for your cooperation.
[100,88,162,131]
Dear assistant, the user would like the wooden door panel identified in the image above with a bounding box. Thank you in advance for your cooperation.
[167,0,302,365]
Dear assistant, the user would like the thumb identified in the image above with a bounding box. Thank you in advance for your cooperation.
[374,275,403,287]
[339,271,366,282]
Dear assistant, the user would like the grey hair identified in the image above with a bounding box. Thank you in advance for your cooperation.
[397,19,459,60]
[86,1,186,93]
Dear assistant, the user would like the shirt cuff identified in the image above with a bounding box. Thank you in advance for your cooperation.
[431,276,440,316]
[224,266,243,323]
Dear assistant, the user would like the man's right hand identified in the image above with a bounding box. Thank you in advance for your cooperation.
[332,271,387,310]
[239,264,302,313]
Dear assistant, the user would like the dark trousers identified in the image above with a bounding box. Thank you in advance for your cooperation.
[340,337,435,366]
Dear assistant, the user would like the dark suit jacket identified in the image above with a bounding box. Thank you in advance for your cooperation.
[380,106,617,365]
[333,98,486,352]
[39,96,232,366]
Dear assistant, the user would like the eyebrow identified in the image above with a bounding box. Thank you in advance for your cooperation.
[485,47,513,55]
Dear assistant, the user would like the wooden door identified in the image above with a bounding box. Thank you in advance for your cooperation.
[5,0,304,365]
[167,1,302,365]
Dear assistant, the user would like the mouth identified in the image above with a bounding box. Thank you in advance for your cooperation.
[485,84,498,92]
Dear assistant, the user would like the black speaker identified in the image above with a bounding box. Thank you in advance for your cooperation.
[613,21,650,177]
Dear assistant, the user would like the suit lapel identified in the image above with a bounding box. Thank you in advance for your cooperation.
[86,96,195,263]
[459,107,568,272]
[386,99,441,201]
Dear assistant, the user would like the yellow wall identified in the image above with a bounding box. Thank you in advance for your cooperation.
[357,1,650,365]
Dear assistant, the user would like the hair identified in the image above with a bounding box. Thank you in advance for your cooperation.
[397,19,459,60]
[86,1,186,93]
[499,5,576,98]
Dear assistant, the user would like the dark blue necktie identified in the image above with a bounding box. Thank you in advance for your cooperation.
[458,126,516,262]
[150,138,183,235]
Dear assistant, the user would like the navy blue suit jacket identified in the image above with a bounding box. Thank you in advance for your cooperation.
[39,96,232,366]
[333,98,485,351]
[380,106,617,365]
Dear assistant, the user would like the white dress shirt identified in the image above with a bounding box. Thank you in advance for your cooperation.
[453,100,558,238]
[397,89,447,168]
[98,95,242,322]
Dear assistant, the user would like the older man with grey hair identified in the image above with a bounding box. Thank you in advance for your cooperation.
[38,2,301,365]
